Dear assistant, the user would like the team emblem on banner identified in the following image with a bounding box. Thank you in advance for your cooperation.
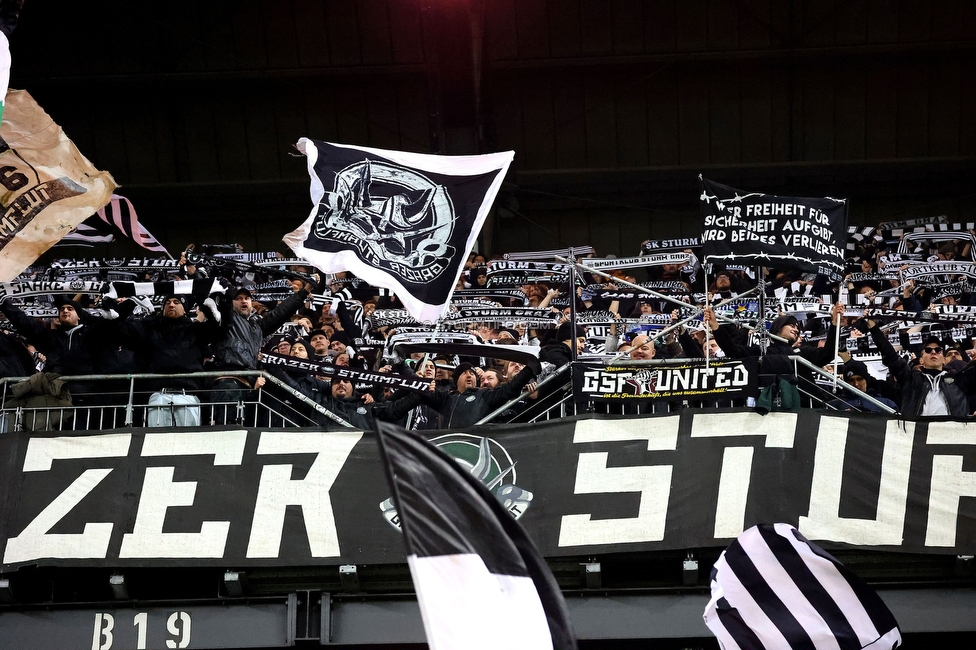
[285,139,513,323]
[379,434,534,529]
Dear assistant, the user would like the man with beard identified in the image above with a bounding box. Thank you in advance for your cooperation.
[119,294,220,426]
[205,284,314,424]
[420,361,538,428]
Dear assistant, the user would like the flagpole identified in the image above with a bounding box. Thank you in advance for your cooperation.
[833,303,841,392]
[703,264,711,367]
[568,247,578,362]
[756,265,768,357]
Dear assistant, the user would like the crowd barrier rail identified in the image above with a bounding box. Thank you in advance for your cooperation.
[0,355,896,433]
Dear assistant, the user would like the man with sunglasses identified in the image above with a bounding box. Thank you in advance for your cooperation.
[855,316,976,417]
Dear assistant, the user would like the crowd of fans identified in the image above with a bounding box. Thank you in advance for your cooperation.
[2,221,976,427]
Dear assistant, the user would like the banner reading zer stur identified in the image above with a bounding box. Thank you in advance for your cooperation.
[699,176,847,280]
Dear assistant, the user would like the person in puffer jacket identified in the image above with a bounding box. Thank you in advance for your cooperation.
[205,284,313,420]
[857,315,976,417]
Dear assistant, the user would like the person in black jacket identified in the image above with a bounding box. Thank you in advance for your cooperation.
[420,362,537,428]
[313,377,424,430]
[704,303,844,375]
[856,317,976,417]
[206,285,313,422]
[539,322,584,367]
[0,298,132,404]
[120,295,219,394]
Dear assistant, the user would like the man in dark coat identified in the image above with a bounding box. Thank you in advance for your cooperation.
[121,294,219,393]
[313,377,424,430]
[421,362,537,428]
[205,285,314,422]
[857,317,976,417]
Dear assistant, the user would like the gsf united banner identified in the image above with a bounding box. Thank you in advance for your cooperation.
[573,358,758,401]
[699,176,847,280]
[0,90,117,282]
[284,140,513,323]
[3,411,976,569]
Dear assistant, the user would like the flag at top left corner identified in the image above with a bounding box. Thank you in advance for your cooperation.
[0,90,117,282]
[284,140,513,324]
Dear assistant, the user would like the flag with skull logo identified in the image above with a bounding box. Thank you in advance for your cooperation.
[285,139,513,323]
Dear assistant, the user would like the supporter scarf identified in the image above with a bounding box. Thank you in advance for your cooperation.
[441,307,561,327]
[261,352,430,391]
[501,246,594,261]
[903,262,976,280]
[640,238,701,253]
[583,253,692,270]
[105,278,226,299]
[0,279,106,302]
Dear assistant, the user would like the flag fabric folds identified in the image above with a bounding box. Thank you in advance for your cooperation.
[285,140,513,323]
[57,217,116,247]
[375,421,577,650]
[704,524,901,650]
[0,89,117,281]
[93,194,169,255]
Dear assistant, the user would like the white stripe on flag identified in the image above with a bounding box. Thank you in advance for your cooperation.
[774,524,883,647]
[96,194,170,255]
[707,555,794,649]
[407,554,553,650]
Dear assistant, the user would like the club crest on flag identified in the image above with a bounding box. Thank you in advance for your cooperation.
[312,159,457,280]
[379,434,534,530]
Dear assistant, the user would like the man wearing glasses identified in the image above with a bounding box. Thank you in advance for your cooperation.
[855,316,976,417]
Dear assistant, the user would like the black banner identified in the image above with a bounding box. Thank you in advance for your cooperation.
[572,359,758,402]
[699,176,847,279]
[4,411,976,570]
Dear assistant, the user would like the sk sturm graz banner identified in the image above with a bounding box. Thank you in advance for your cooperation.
[572,358,759,402]
[2,411,976,570]
[284,140,513,323]
[699,176,847,280]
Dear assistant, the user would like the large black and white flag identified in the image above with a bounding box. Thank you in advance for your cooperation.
[285,140,513,323]
[375,421,577,650]
[705,524,901,650]
[699,176,847,280]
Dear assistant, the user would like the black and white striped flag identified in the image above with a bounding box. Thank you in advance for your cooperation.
[94,194,170,255]
[375,421,577,650]
[705,524,901,650]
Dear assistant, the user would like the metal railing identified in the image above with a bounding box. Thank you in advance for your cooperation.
[0,370,355,432]
[0,355,898,433]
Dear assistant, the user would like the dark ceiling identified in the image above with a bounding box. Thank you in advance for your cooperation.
[10,0,976,258]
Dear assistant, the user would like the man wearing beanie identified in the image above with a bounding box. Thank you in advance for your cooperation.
[855,316,976,417]
[203,281,317,423]
[0,297,132,403]
[539,321,586,366]
[120,293,219,394]
[826,359,897,413]
[419,360,538,428]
